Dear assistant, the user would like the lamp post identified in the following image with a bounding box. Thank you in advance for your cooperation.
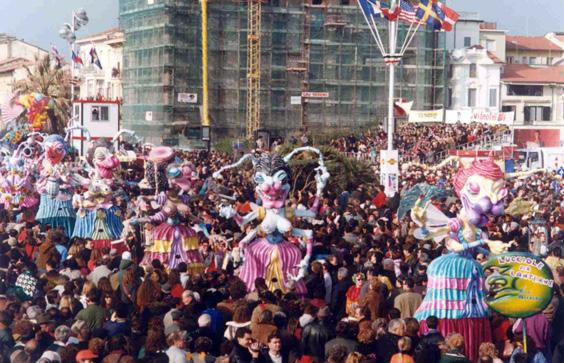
[59,9,89,118]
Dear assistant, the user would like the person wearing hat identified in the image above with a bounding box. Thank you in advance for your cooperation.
[300,306,333,363]
[36,313,56,352]
[76,349,98,363]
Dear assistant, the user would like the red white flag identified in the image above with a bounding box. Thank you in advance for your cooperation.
[436,1,460,31]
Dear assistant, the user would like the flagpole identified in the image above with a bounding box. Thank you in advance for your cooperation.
[71,11,76,108]
[387,0,397,151]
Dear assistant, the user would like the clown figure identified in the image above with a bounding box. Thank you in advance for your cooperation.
[409,158,512,362]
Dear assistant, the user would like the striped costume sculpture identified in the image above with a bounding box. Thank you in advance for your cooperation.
[72,139,124,252]
[213,148,329,294]
[130,147,203,271]
[410,158,511,362]
[0,138,41,211]
[35,135,87,236]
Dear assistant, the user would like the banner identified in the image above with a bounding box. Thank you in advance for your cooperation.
[445,110,514,125]
[484,252,554,318]
[178,93,198,103]
[408,109,444,123]
[380,150,399,197]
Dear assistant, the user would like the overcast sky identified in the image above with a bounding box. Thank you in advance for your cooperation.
[0,0,562,52]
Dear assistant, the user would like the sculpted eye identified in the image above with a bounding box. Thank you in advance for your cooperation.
[468,182,480,194]
[497,187,508,200]
[254,173,265,185]
[274,171,288,183]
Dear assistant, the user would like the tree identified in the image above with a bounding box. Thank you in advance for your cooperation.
[11,54,71,135]
[277,144,377,197]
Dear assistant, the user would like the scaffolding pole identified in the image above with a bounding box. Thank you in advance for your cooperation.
[246,0,262,139]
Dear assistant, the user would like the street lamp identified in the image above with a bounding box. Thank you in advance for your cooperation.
[59,9,89,106]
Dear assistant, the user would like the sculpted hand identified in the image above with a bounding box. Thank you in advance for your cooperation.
[314,166,330,196]
[485,239,510,255]
[411,196,430,227]
[219,205,237,219]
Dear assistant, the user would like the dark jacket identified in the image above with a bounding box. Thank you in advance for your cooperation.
[229,342,261,363]
[374,333,401,363]
[304,273,325,300]
[414,330,444,363]
[300,319,334,363]
[330,279,352,321]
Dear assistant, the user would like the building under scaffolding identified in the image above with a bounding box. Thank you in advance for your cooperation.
[119,0,446,144]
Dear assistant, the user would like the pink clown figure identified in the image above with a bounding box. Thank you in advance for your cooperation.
[408,158,511,362]
[213,147,329,295]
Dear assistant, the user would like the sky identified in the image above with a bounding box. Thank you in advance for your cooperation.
[0,0,563,52]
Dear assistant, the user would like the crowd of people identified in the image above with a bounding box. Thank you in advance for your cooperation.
[330,123,510,164]
[0,123,561,363]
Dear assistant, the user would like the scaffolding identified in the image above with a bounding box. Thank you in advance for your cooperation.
[119,0,447,143]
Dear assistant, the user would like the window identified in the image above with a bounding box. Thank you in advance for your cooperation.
[502,105,516,113]
[468,88,477,107]
[91,106,109,122]
[469,63,477,78]
[447,88,453,108]
[529,57,537,65]
[547,57,553,65]
[464,37,471,47]
[524,106,551,122]
[507,56,514,64]
[489,88,497,107]
[507,85,543,96]
[522,57,527,64]
[486,39,496,52]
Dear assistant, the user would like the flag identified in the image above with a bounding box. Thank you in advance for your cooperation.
[415,0,444,30]
[380,1,402,21]
[72,50,84,65]
[51,45,64,69]
[89,47,102,69]
[357,0,385,19]
[398,0,418,23]
[394,99,413,117]
[436,1,459,31]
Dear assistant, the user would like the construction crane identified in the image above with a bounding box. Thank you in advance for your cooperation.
[246,0,261,139]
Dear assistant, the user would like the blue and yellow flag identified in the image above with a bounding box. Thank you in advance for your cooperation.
[415,0,444,30]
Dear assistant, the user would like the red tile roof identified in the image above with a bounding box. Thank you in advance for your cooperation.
[506,36,563,52]
[502,64,564,84]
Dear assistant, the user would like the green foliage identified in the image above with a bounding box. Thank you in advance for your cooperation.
[214,138,251,155]
[11,55,71,135]
[277,144,376,196]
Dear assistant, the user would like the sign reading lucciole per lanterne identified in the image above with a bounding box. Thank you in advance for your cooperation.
[484,252,554,318]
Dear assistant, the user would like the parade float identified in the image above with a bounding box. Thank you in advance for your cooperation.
[403,158,512,361]
[71,138,125,253]
[212,147,329,294]
[128,146,204,271]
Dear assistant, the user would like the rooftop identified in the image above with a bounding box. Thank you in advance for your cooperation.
[506,35,563,52]
[0,57,31,73]
[502,64,564,84]
[76,28,123,44]
[467,45,504,64]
